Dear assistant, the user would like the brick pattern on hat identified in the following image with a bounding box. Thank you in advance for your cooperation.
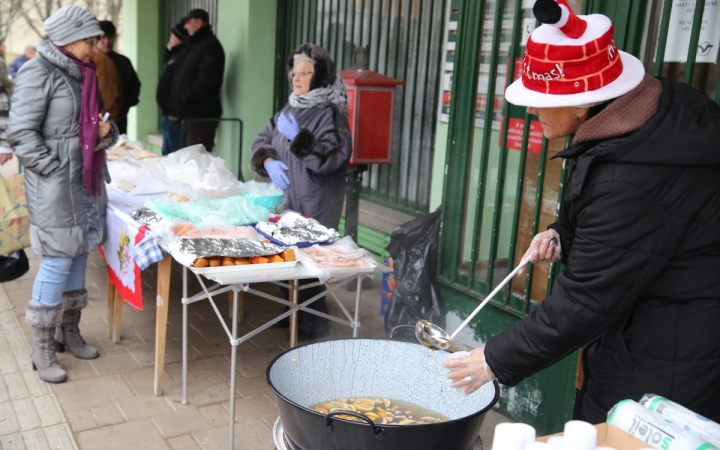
[522,25,623,95]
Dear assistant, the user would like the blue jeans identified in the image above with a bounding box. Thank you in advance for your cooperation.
[31,254,88,307]
[161,115,187,155]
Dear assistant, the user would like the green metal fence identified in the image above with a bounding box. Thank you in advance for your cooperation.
[274,0,448,216]
[438,0,719,319]
[162,0,219,39]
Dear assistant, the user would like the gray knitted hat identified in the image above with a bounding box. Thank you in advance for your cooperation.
[44,5,103,46]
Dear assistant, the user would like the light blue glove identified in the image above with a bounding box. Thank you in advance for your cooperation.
[264,159,290,190]
[277,112,300,141]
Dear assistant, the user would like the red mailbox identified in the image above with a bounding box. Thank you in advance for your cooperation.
[339,69,405,165]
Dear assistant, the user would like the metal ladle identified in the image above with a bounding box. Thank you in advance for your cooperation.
[416,253,534,351]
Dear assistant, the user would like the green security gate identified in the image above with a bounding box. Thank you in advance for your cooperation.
[274,0,448,216]
[438,0,720,435]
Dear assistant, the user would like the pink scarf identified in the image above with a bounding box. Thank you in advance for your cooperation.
[54,44,105,197]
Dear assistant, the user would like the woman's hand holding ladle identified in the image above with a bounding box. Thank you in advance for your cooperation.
[518,229,562,276]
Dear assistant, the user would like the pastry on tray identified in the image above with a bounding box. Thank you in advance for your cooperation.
[192,249,295,268]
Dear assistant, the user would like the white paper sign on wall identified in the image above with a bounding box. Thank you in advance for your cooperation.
[522,18,536,46]
[663,1,720,63]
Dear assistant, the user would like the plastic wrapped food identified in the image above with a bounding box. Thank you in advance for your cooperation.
[107,145,245,200]
[107,135,160,162]
[297,236,378,283]
[171,224,262,239]
[255,211,339,246]
[145,195,269,228]
[165,238,288,267]
[242,181,285,211]
[302,244,368,268]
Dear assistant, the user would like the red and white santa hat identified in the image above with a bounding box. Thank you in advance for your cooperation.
[505,0,645,108]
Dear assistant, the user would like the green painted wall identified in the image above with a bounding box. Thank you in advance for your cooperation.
[441,285,578,435]
[215,0,278,181]
[431,121,519,264]
[123,0,161,143]
[430,122,448,210]
[123,0,276,178]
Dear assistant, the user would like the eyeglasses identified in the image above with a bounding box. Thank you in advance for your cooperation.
[291,70,314,79]
[85,38,99,47]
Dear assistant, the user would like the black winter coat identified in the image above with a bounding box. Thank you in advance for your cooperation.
[108,51,141,122]
[484,78,720,423]
[156,44,187,116]
[167,26,225,118]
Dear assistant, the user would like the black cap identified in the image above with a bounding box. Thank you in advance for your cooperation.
[98,20,117,37]
[171,21,189,39]
[186,9,209,23]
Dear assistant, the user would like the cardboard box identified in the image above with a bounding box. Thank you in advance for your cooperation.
[537,423,649,449]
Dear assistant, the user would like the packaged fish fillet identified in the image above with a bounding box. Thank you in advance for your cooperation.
[607,400,718,450]
[639,394,720,448]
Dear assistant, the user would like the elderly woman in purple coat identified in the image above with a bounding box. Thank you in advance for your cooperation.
[250,43,352,339]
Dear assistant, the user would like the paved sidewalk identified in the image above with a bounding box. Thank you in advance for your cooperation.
[0,250,510,449]
[0,278,78,449]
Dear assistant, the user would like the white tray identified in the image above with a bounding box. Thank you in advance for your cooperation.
[191,260,298,275]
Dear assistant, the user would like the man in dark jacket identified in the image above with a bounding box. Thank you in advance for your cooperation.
[9,45,36,79]
[98,21,141,135]
[167,9,225,152]
[447,0,720,425]
[156,22,189,155]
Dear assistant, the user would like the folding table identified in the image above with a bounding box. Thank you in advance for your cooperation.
[179,263,379,449]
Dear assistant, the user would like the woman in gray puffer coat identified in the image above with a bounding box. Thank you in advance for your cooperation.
[6,5,118,384]
[250,44,352,339]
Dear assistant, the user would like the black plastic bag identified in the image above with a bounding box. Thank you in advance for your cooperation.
[0,250,30,282]
[384,207,445,342]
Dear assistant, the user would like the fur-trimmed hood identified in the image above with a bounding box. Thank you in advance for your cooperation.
[287,43,336,91]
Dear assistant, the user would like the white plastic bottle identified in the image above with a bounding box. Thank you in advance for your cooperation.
[607,400,718,450]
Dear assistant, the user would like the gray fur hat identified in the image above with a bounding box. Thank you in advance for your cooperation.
[44,5,103,46]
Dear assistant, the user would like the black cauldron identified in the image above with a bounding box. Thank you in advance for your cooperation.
[266,339,499,450]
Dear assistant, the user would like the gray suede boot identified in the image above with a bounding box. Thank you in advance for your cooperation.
[26,303,68,384]
[54,289,99,360]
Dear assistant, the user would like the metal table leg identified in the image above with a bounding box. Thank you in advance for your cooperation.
[353,274,362,338]
[182,265,188,405]
[289,279,298,347]
[228,287,239,449]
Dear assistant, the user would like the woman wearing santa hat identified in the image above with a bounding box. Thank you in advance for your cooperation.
[446,0,720,423]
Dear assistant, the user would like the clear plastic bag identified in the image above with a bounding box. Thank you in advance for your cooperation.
[149,217,263,242]
[145,195,269,228]
[297,236,378,283]
[107,145,245,200]
[241,181,285,212]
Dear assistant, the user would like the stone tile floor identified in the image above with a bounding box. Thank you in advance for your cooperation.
[0,250,510,449]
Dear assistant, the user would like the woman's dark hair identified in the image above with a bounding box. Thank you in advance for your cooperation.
[287,43,336,91]
[99,21,117,38]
